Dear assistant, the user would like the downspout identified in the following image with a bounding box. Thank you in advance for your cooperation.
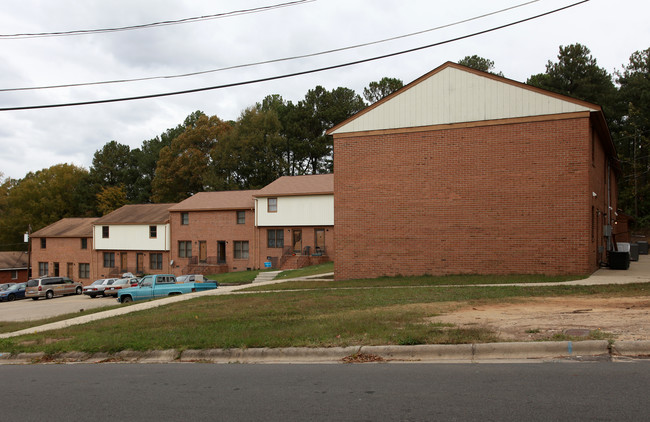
[254,199,259,269]
[607,160,611,252]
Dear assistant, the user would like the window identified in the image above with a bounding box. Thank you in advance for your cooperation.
[38,262,48,277]
[181,213,189,225]
[40,238,46,249]
[237,211,246,224]
[102,226,109,238]
[234,241,249,259]
[150,253,163,270]
[11,270,18,280]
[150,225,157,238]
[267,229,284,248]
[103,252,115,268]
[268,198,277,213]
[81,238,87,249]
[79,263,90,279]
[178,241,192,258]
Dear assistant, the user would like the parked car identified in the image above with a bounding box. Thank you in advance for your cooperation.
[25,277,83,300]
[176,274,215,284]
[103,277,140,297]
[0,283,27,302]
[0,283,16,291]
[83,278,118,298]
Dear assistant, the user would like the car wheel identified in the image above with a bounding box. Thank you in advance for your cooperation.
[76,286,82,295]
[31,297,39,301]
[89,294,96,298]
[45,290,54,299]
[121,296,132,303]
[7,294,15,302]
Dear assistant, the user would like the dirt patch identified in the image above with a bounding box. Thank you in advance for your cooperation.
[430,297,650,341]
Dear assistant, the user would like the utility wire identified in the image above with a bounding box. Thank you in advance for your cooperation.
[0,0,315,39]
[0,0,590,112]
[1,0,541,93]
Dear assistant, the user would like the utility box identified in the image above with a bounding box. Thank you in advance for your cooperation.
[608,251,630,270]
[637,241,649,255]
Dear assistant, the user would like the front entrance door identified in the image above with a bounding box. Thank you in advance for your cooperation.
[315,229,325,253]
[199,241,207,263]
[292,229,302,254]
[136,253,144,274]
[120,253,128,273]
[217,241,226,264]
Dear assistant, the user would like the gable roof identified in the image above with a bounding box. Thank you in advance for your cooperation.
[255,174,334,197]
[0,251,28,270]
[169,190,258,211]
[94,204,175,225]
[31,218,98,238]
[328,61,603,136]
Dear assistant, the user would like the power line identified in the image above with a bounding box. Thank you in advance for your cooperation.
[0,0,590,112]
[0,0,315,40]
[1,0,541,93]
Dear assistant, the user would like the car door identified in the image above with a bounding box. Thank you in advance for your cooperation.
[136,275,155,300]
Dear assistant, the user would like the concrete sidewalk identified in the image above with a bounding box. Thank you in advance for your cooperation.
[1,257,649,363]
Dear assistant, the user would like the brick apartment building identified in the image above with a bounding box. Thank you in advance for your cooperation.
[328,62,619,280]
[254,174,334,269]
[168,190,259,275]
[92,204,175,280]
[29,218,97,284]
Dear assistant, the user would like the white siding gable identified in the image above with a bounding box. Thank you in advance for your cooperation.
[94,224,170,251]
[257,195,334,227]
[331,65,598,134]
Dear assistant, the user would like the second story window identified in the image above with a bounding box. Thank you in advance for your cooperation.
[268,198,277,213]
[81,238,88,249]
[40,238,46,249]
[237,211,246,224]
[181,212,189,225]
[150,225,157,238]
[102,226,109,238]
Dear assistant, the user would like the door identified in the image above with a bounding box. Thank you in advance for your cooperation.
[53,262,60,277]
[315,229,325,254]
[136,253,144,274]
[199,241,207,263]
[292,230,302,254]
[217,241,226,264]
[120,253,128,273]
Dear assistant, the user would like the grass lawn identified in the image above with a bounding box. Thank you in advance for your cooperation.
[0,281,647,355]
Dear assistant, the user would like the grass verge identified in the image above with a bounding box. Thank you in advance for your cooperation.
[0,282,647,355]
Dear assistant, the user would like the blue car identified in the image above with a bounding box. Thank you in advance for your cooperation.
[0,283,27,302]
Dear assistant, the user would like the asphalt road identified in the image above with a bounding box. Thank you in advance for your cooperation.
[2,362,649,421]
[0,293,116,321]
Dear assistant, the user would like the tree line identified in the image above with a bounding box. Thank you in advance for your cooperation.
[1,44,649,252]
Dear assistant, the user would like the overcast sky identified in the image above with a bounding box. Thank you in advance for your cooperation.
[0,0,648,180]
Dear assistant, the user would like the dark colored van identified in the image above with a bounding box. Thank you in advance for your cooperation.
[25,277,83,300]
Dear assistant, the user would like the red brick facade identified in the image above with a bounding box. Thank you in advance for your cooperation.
[257,226,334,269]
[169,209,257,275]
[333,115,617,279]
[92,250,172,280]
[30,236,95,284]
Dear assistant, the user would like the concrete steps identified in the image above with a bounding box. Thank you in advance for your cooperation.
[253,270,282,283]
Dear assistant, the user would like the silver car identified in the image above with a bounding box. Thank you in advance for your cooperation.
[82,278,118,298]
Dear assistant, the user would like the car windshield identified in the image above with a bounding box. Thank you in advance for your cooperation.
[7,284,22,292]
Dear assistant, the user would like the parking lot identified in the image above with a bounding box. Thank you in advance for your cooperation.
[0,294,116,322]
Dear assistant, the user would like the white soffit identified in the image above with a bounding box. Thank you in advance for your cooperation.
[331,66,598,134]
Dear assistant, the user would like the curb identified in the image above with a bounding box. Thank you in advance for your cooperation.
[2,341,645,365]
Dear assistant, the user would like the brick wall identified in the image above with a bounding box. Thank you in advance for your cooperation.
[257,226,334,268]
[0,269,28,283]
[30,237,94,284]
[334,116,607,280]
